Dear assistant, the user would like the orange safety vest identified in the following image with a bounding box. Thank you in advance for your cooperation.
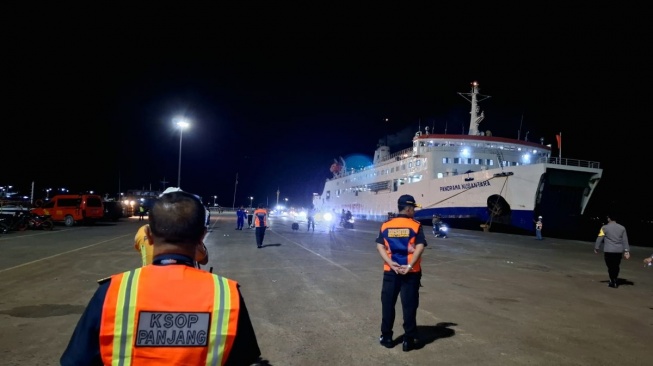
[100,265,240,365]
[253,208,267,228]
[380,217,423,273]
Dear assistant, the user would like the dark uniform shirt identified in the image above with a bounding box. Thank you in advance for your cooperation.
[60,254,261,366]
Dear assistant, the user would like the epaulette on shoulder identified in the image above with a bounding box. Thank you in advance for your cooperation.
[97,276,112,285]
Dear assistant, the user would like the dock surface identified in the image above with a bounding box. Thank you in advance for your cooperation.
[0,213,651,365]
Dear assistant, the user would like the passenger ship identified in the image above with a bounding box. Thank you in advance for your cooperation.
[312,82,603,234]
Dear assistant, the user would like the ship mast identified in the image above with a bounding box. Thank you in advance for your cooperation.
[458,81,491,136]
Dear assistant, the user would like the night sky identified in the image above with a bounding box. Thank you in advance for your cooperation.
[5,6,649,217]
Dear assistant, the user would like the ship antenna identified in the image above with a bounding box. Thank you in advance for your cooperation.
[458,81,491,136]
[518,111,524,140]
[384,118,389,146]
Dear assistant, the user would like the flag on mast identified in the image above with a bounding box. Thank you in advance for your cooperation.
[555,133,562,159]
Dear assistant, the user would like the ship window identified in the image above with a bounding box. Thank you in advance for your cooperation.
[453,158,461,164]
[437,172,444,178]
[409,162,413,168]
[326,191,331,200]
[474,158,481,164]
[416,160,421,166]
[443,157,449,164]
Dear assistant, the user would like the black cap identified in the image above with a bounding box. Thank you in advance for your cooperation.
[398,194,421,208]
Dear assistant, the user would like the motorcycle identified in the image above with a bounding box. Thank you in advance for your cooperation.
[27,213,54,230]
[340,216,355,229]
[0,212,30,232]
[433,221,449,238]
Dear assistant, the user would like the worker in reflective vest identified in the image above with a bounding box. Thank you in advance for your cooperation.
[376,194,427,352]
[61,191,261,365]
[253,204,268,248]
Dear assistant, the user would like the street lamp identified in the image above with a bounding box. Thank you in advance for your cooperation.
[249,196,254,208]
[213,195,217,206]
[174,117,190,188]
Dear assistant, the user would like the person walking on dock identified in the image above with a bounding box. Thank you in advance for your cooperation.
[254,203,268,248]
[534,216,543,240]
[307,206,316,231]
[594,213,630,288]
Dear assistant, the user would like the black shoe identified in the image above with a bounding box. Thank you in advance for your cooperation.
[402,337,423,352]
[257,245,262,248]
[608,280,618,288]
[379,335,394,348]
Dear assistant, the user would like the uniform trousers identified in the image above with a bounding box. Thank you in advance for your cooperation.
[381,271,421,339]
[307,217,315,231]
[603,252,623,282]
[255,226,266,247]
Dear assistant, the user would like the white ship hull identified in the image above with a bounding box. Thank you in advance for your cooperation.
[313,155,601,232]
[312,82,602,234]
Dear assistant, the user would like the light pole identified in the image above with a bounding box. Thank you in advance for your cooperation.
[249,196,254,209]
[175,117,190,188]
[213,195,217,206]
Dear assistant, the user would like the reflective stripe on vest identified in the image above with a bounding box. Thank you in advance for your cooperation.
[100,266,240,366]
[380,217,422,272]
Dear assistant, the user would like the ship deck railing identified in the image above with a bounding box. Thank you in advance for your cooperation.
[541,157,601,169]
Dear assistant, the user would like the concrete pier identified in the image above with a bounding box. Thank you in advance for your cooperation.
[0,213,651,365]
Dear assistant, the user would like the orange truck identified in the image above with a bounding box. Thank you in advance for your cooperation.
[31,194,104,227]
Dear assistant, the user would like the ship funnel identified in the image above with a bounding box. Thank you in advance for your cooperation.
[373,145,390,164]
